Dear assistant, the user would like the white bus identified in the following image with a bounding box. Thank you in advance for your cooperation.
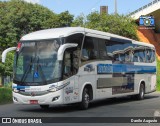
[2,27,156,109]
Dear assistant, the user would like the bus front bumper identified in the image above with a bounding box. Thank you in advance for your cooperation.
[12,90,64,105]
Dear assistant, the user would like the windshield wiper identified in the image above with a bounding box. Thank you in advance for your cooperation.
[20,57,33,84]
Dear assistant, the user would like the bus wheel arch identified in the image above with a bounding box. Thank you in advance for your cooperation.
[84,84,93,101]
[79,84,93,110]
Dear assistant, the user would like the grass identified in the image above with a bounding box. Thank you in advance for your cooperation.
[0,86,12,105]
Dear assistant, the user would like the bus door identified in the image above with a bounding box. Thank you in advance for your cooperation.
[63,48,79,103]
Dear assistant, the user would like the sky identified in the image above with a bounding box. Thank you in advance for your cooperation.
[1,0,155,17]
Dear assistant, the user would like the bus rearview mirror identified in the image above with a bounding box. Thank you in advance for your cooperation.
[57,43,78,61]
[2,47,16,63]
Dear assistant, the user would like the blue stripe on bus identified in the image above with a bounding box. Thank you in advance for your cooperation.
[97,64,156,74]
[113,64,156,73]
[12,86,30,89]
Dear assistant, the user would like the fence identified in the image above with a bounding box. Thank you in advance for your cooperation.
[0,76,12,86]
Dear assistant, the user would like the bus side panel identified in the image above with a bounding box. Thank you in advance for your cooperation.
[63,76,79,104]
[96,61,114,99]
[134,74,156,93]
[77,62,99,102]
[134,62,156,93]
[151,74,156,91]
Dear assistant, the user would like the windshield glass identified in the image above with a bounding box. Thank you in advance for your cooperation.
[13,39,62,85]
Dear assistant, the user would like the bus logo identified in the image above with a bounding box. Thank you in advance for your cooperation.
[30,92,36,96]
[84,64,95,72]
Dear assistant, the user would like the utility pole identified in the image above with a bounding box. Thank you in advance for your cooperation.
[115,0,117,14]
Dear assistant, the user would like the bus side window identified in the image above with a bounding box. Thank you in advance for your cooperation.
[151,50,155,62]
[81,37,98,62]
[105,40,130,62]
[133,51,140,62]
[98,39,108,60]
[145,48,155,63]
[138,50,145,62]
[65,33,83,49]
[125,50,133,62]
[72,49,79,74]
[63,51,71,78]
[63,48,79,79]
[105,41,120,61]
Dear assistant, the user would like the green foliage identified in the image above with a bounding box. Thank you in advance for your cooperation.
[0,52,14,76]
[0,87,12,104]
[58,11,74,27]
[157,59,160,91]
[0,0,74,51]
[72,12,139,40]
[72,14,85,27]
[0,0,73,76]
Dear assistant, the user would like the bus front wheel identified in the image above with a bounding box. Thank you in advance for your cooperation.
[79,88,90,110]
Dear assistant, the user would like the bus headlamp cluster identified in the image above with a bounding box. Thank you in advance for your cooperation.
[48,84,67,92]
[48,87,57,92]
[13,88,20,93]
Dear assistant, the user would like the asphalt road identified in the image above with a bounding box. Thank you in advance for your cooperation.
[1,92,160,126]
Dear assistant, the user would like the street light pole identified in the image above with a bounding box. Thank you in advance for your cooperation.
[115,0,117,14]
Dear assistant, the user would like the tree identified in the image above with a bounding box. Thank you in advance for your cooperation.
[0,52,14,76]
[0,0,74,77]
[73,12,139,41]
[58,11,74,27]
[72,14,85,27]
[0,0,74,51]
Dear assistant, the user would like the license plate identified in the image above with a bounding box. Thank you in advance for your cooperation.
[30,100,38,104]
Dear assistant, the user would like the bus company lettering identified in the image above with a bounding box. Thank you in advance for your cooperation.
[25,87,41,92]
[97,64,113,74]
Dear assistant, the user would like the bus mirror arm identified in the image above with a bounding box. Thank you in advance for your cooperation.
[2,47,16,63]
[57,43,78,61]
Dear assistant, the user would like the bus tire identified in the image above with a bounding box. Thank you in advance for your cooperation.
[136,84,145,100]
[40,105,49,109]
[79,88,90,110]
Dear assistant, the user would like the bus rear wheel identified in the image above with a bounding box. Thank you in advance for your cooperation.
[136,84,145,100]
[40,105,49,109]
[79,88,90,110]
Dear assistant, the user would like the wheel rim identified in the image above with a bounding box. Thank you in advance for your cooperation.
[84,89,89,105]
[140,86,144,98]
[84,93,89,103]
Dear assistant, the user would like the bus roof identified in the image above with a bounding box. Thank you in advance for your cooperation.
[21,27,131,41]
[20,27,154,48]
[132,41,154,48]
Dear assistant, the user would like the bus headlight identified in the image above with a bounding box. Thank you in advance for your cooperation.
[48,87,57,92]
[13,88,19,93]
[48,84,67,92]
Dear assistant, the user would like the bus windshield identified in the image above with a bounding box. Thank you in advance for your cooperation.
[13,39,62,86]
